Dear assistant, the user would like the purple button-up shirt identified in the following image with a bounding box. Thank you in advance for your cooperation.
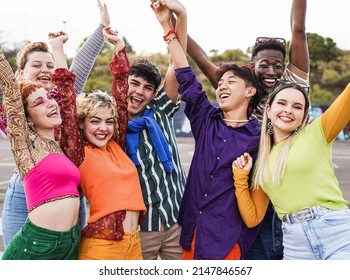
[176,67,261,259]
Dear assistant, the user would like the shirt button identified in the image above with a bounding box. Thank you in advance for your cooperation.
[33,241,37,245]
[204,193,208,197]
[223,139,227,143]
[217,156,220,160]
[199,211,202,214]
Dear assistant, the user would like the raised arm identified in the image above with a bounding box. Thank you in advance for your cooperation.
[153,0,188,103]
[321,83,350,143]
[152,0,188,70]
[0,89,7,135]
[48,31,69,69]
[187,35,219,89]
[232,153,269,228]
[288,0,309,73]
[52,68,85,167]
[69,0,110,95]
[0,46,33,176]
[104,27,129,151]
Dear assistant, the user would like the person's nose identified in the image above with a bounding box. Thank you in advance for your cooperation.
[41,65,50,73]
[99,123,108,131]
[266,65,276,75]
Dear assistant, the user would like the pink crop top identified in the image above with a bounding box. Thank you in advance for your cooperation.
[23,153,80,211]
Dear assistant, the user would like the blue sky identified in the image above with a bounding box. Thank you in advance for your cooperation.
[0,0,349,58]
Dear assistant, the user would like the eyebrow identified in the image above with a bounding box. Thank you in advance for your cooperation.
[90,116,114,121]
[220,74,238,81]
[129,78,154,89]
[277,98,304,107]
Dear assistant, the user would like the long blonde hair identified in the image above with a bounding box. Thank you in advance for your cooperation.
[252,83,310,188]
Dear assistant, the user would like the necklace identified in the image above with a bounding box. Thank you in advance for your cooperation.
[223,119,249,123]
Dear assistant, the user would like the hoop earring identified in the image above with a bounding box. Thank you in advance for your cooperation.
[267,120,274,135]
[294,126,301,135]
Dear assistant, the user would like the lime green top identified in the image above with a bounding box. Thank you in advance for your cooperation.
[261,84,350,220]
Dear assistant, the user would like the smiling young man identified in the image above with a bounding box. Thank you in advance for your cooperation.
[109,0,188,260]
[185,0,310,260]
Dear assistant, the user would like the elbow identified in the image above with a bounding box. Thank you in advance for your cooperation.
[291,23,306,36]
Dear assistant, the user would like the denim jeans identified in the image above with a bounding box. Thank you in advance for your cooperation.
[2,169,87,248]
[245,202,283,260]
[282,207,350,260]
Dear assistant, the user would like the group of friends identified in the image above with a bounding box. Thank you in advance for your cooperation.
[0,0,349,260]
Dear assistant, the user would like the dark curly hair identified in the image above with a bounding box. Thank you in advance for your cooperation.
[251,41,286,60]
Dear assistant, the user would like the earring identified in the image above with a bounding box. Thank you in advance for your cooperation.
[267,120,274,135]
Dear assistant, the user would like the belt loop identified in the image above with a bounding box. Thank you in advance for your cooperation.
[283,214,292,225]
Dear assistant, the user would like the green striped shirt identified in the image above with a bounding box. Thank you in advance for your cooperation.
[136,89,186,231]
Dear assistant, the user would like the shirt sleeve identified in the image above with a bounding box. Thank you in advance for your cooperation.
[70,23,105,95]
[0,94,8,136]
[0,47,34,176]
[52,68,85,167]
[233,168,269,228]
[175,66,213,139]
[321,83,350,143]
[109,47,130,151]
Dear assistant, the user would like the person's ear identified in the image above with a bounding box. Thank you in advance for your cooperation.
[16,69,24,81]
[246,86,256,98]
[266,104,271,119]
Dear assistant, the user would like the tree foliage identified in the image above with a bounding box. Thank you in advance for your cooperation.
[307,33,343,71]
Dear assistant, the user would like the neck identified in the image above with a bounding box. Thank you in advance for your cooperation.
[36,128,56,141]
[273,131,293,144]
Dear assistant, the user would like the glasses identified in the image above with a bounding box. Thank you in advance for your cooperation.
[275,79,310,94]
[255,37,286,46]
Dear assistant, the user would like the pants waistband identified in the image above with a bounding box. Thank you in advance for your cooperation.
[23,219,80,239]
[283,206,334,225]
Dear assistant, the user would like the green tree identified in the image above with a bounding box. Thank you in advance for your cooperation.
[307,33,343,71]
[311,84,334,106]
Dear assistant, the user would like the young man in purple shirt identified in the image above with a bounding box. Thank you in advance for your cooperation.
[152,0,263,259]
[184,0,309,260]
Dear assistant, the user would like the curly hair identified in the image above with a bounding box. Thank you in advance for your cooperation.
[76,90,119,142]
[251,41,286,61]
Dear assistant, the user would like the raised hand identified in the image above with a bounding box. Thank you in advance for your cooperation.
[48,31,69,47]
[155,0,186,17]
[97,0,110,27]
[150,0,172,26]
[232,153,253,171]
[103,27,125,52]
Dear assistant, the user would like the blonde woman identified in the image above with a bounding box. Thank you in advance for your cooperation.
[232,81,350,259]
[54,28,146,260]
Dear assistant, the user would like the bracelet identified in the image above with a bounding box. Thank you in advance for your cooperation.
[163,29,175,41]
[166,36,178,44]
